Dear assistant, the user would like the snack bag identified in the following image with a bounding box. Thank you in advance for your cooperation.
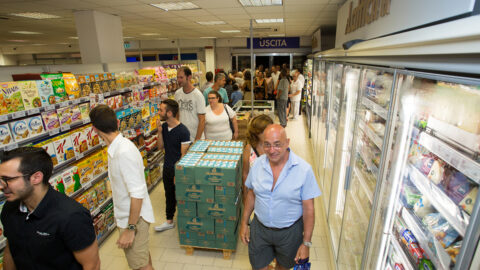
[427,159,445,185]
[100,73,110,93]
[439,169,475,204]
[41,110,60,131]
[57,107,73,127]
[91,74,102,94]
[0,124,13,146]
[41,74,67,102]
[459,187,478,215]
[36,80,57,106]
[18,80,42,110]
[9,119,29,142]
[0,82,25,113]
[63,73,80,99]
[423,213,459,248]
[26,115,45,137]
[445,240,462,263]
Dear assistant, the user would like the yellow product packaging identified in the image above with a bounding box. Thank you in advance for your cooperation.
[91,74,102,94]
[63,73,80,99]
[100,73,110,93]
[71,127,89,156]
[56,106,72,127]
[0,82,25,113]
[84,125,100,148]
[91,151,105,177]
[94,180,106,204]
[76,158,94,184]
[18,80,42,110]
[75,194,89,210]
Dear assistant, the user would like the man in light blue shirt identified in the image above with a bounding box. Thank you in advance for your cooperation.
[240,124,321,270]
[203,73,229,105]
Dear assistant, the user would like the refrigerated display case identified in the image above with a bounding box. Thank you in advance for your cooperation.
[303,59,313,134]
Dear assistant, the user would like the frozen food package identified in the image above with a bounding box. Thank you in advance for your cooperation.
[459,187,478,215]
[445,240,462,263]
[402,183,422,209]
[18,80,42,110]
[0,124,13,146]
[36,80,57,106]
[413,196,434,219]
[427,159,445,185]
[0,82,25,113]
[423,213,460,248]
[439,168,475,204]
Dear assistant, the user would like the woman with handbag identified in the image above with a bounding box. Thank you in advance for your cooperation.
[204,91,238,140]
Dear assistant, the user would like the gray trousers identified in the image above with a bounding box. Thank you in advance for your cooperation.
[277,99,288,127]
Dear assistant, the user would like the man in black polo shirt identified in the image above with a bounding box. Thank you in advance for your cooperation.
[154,99,190,232]
[0,147,100,270]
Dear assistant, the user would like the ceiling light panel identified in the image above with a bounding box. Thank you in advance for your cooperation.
[239,0,282,7]
[141,33,161,36]
[10,31,42,35]
[10,12,61,19]
[150,2,200,11]
[196,21,226,25]
[220,30,241,33]
[200,37,216,39]
[255,18,283,23]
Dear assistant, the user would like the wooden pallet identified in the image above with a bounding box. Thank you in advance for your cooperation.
[180,245,235,260]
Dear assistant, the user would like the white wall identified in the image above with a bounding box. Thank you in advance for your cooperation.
[216,47,232,72]
[0,54,18,65]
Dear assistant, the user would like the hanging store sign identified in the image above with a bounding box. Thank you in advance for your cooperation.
[247,37,300,49]
[336,0,477,48]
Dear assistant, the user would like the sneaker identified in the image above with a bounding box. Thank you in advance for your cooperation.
[154,222,175,232]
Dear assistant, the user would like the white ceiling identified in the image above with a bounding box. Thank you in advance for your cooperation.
[0,0,344,47]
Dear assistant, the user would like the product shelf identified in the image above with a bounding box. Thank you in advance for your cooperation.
[427,116,480,153]
[98,223,117,246]
[362,97,388,120]
[390,234,415,270]
[92,197,113,217]
[350,191,369,224]
[407,164,468,236]
[400,207,451,270]
[71,171,108,200]
[353,167,374,204]
[418,132,480,184]
[148,175,162,193]
[359,120,383,150]
[358,146,379,175]
[52,143,104,175]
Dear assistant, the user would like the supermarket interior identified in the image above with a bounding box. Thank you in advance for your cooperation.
[1,0,480,270]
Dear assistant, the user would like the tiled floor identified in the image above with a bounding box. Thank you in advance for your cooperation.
[99,114,334,270]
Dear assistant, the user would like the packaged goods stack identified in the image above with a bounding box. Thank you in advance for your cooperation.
[175,140,244,258]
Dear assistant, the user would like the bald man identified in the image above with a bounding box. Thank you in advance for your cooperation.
[240,124,321,270]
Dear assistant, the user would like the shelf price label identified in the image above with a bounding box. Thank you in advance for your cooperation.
[5,143,19,151]
[28,108,40,115]
[45,105,56,111]
[83,119,90,124]
[13,111,26,118]
[60,125,70,132]
[72,99,80,105]
[48,128,60,136]
[76,152,84,160]
[0,115,8,122]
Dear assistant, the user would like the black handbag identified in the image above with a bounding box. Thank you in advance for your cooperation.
[224,104,235,135]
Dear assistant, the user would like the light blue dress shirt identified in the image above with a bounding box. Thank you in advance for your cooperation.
[204,87,229,105]
[245,150,321,228]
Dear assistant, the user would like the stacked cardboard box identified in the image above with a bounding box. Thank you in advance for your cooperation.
[176,140,243,250]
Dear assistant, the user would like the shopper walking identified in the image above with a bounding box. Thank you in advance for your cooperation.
[240,124,321,270]
[204,91,238,140]
[154,99,190,232]
[276,69,290,128]
[175,66,206,141]
[89,105,155,270]
[203,72,229,105]
[199,71,214,93]
[289,71,303,120]
[0,147,100,270]
[230,83,243,107]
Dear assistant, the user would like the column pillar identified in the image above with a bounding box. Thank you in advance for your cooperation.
[73,10,125,64]
[204,46,215,73]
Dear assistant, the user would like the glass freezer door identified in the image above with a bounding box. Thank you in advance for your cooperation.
[337,68,396,269]
[376,73,480,270]
[314,61,328,188]
[327,65,361,259]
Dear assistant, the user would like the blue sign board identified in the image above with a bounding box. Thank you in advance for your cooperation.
[247,37,300,49]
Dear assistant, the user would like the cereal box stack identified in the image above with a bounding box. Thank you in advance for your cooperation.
[176,140,244,251]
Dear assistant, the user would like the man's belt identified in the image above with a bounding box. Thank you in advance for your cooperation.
[254,215,302,231]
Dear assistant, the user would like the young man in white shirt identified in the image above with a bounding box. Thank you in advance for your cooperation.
[89,105,155,270]
[174,67,206,141]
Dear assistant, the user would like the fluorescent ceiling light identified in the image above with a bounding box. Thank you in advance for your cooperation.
[8,40,28,42]
[255,18,283,23]
[239,0,282,7]
[69,36,79,39]
[196,21,225,25]
[155,38,168,40]
[220,30,241,33]
[149,2,199,11]
[10,31,42,35]
[32,44,47,46]
[200,37,216,39]
[57,42,70,45]
[268,34,285,37]
[10,12,61,19]
[123,37,134,39]
[141,33,161,36]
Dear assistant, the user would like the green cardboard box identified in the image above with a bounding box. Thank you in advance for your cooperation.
[178,229,198,246]
[214,185,239,197]
[215,238,238,250]
[178,216,214,234]
[215,219,238,235]
[197,239,216,249]
[175,163,197,185]
[177,200,197,217]
[197,202,240,221]
[197,231,216,241]
[194,160,240,187]
[175,184,214,203]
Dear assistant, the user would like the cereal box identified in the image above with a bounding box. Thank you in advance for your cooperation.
[62,166,81,195]
[50,174,65,193]
[71,105,82,123]
[0,124,13,146]
[26,115,45,137]
[53,133,75,164]
[57,107,72,127]
[71,127,88,156]
[77,158,93,184]
[63,73,80,99]
[35,139,59,167]
[91,152,105,177]
[0,82,25,113]
[84,125,100,148]
[9,119,29,142]
[114,95,123,108]
[41,74,67,102]
[18,80,42,110]
[75,194,89,210]
[79,103,90,120]
[41,110,60,131]
[36,80,57,106]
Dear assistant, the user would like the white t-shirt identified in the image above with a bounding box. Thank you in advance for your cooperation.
[290,79,303,102]
[297,73,305,90]
[175,87,206,141]
[271,71,280,87]
[204,105,236,141]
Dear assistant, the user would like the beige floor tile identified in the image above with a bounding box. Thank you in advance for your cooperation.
[151,260,167,270]
[213,252,234,268]
[231,254,251,269]
[183,263,203,270]
[193,250,217,265]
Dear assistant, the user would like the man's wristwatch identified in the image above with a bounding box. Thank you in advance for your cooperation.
[127,224,137,231]
[303,241,313,248]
